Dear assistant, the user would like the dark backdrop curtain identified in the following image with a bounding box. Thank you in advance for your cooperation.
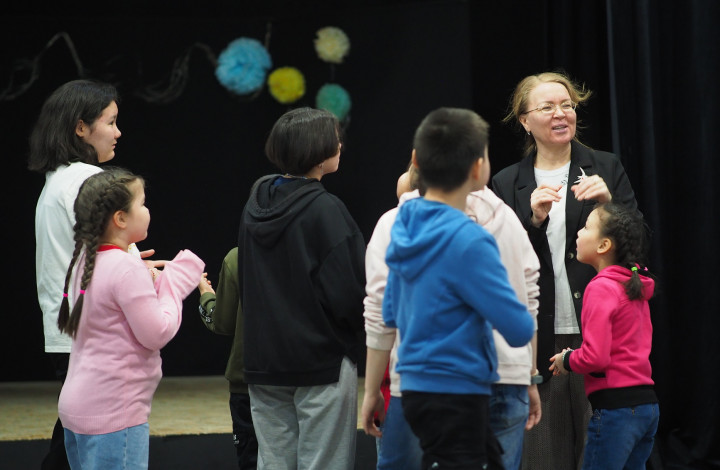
[1,0,477,380]
[3,1,719,467]
[546,0,720,468]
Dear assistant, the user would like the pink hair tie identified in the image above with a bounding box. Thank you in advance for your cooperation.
[62,293,68,298]
[79,290,86,295]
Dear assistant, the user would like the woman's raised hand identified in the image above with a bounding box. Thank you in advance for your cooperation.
[530,183,563,227]
[571,174,612,203]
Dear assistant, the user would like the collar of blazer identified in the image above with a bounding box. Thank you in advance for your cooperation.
[515,140,597,254]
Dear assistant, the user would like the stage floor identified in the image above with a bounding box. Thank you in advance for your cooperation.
[0,375,369,440]
[0,376,377,469]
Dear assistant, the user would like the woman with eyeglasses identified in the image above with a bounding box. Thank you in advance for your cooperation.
[492,71,639,470]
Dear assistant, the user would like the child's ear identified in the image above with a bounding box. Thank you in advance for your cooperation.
[470,157,482,181]
[411,149,419,169]
[597,237,612,255]
[112,210,127,229]
[75,120,87,138]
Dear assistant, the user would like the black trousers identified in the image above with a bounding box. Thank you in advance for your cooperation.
[402,391,504,470]
[229,392,258,469]
[41,353,70,470]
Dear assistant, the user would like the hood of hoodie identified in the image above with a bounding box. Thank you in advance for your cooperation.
[386,197,474,282]
[465,188,505,234]
[243,175,325,248]
[399,188,503,232]
[596,264,655,299]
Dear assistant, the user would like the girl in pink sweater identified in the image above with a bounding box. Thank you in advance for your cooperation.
[57,168,204,469]
[549,202,658,470]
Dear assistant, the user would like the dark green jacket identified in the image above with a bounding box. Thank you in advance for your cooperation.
[199,247,248,393]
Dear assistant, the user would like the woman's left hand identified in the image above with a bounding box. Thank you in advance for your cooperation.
[571,174,612,203]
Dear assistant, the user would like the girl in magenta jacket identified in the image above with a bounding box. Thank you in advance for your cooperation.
[550,202,658,470]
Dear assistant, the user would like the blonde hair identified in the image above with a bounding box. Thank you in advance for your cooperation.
[503,71,593,156]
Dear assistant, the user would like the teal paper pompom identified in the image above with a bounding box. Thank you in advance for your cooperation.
[316,83,351,121]
[215,38,272,95]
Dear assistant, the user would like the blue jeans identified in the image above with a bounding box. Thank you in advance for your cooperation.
[377,396,422,470]
[582,403,659,470]
[64,423,149,470]
[489,384,529,470]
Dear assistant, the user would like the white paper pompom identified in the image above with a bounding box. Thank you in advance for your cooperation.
[314,27,350,64]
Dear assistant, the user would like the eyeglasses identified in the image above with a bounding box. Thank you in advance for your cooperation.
[522,101,577,115]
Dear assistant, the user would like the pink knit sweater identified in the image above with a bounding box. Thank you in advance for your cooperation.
[58,249,204,434]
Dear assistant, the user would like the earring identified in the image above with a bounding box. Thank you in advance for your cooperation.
[527,130,531,135]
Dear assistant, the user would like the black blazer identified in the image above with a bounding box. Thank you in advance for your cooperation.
[492,141,638,381]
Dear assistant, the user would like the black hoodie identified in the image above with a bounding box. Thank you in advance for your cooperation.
[239,175,366,386]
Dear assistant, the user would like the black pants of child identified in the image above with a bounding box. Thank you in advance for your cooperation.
[229,392,258,469]
[402,391,504,470]
[41,353,70,470]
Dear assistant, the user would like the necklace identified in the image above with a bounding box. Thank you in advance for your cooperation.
[283,173,307,179]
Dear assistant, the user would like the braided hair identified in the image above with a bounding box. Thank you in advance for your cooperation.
[595,202,652,300]
[57,167,142,338]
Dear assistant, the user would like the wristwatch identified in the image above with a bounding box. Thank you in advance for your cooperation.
[530,369,543,385]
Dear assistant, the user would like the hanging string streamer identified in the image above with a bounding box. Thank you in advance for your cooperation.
[134,42,218,104]
[0,32,86,102]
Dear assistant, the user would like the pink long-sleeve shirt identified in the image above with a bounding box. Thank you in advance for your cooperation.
[58,249,204,435]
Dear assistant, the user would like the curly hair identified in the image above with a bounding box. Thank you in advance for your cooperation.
[594,202,652,300]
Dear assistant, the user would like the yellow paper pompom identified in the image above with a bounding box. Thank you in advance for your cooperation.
[314,27,350,64]
[267,67,306,104]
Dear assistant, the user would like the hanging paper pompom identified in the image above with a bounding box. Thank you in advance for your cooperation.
[314,27,350,64]
[215,37,272,95]
[267,67,306,104]
[316,83,351,121]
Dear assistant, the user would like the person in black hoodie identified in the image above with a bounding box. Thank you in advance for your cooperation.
[239,107,366,469]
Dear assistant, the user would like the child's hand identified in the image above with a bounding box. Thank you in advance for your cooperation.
[360,389,385,438]
[139,248,168,269]
[198,273,215,295]
[549,349,570,376]
[148,267,160,282]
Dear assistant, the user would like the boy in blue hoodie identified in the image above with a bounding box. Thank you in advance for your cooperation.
[383,108,535,469]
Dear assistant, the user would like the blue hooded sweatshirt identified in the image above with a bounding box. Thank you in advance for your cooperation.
[383,197,535,395]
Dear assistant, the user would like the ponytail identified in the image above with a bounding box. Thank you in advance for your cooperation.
[625,266,646,301]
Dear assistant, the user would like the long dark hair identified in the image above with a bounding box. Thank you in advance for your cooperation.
[57,167,141,338]
[595,202,652,300]
[28,80,119,174]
